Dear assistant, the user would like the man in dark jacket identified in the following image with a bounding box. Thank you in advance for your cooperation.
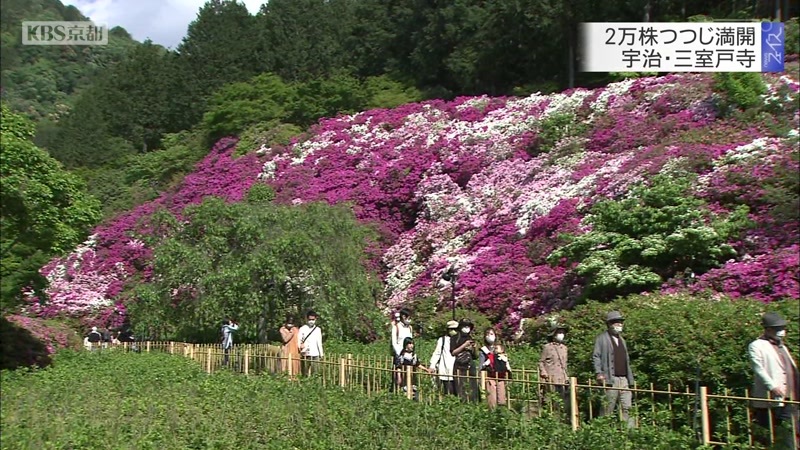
[592,311,635,427]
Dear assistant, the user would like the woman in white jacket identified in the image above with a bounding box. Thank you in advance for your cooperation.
[429,320,459,396]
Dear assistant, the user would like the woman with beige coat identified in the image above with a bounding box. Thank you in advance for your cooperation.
[539,322,570,415]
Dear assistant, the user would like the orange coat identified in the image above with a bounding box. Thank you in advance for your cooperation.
[280,326,302,376]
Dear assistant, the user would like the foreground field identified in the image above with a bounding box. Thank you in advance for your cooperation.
[0,351,703,450]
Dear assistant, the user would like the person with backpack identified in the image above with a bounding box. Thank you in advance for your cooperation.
[298,310,323,377]
[221,318,239,366]
[429,320,459,396]
[391,308,413,392]
[450,318,480,403]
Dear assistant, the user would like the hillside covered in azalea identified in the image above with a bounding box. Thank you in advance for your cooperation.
[26,68,800,337]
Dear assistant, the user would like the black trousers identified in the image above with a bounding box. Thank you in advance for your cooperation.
[454,364,480,403]
[753,406,799,450]
[439,379,456,396]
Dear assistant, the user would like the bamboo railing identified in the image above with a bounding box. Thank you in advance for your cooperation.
[91,341,799,448]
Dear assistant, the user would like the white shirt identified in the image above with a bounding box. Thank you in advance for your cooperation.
[298,324,323,357]
[391,322,413,356]
[429,335,455,380]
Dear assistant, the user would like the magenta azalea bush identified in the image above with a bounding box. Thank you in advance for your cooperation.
[26,70,800,331]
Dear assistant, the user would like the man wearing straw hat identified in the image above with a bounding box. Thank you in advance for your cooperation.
[749,312,799,449]
[592,310,635,427]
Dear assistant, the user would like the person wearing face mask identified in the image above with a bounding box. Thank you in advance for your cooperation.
[748,312,799,449]
[391,309,414,392]
[450,318,480,403]
[480,328,509,409]
[430,320,459,396]
[298,310,323,377]
[279,315,301,379]
[539,323,570,417]
[592,311,635,427]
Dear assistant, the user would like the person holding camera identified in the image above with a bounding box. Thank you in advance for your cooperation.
[279,315,302,378]
[221,318,239,366]
[450,318,480,403]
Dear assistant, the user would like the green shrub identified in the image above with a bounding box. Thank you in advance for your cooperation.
[0,350,703,449]
[548,173,750,301]
[713,72,767,111]
[784,17,798,56]
[523,293,800,394]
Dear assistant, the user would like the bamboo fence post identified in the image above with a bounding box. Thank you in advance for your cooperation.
[146,341,151,353]
[405,365,413,399]
[700,386,710,445]
[339,358,346,388]
[206,347,212,374]
[170,341,174,355]
[244,348,250,376]
[288,353,293,378]
[570,376,579,431]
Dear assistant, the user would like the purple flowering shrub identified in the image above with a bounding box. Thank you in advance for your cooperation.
[29,138,262,328]
[30,68,800,333]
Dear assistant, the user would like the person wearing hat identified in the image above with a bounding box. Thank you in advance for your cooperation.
[539,322,570,417]
[450,318,480,402]
[429,320,459,396]
[592,310,635,427]
[748,312,799,449]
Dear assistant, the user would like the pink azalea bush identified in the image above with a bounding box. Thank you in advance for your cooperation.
[27,69,800,331]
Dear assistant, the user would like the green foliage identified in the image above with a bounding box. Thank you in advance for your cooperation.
[548,174,750,301]
[786,18,799,55]
[0,350,701,449]
[524,294,799,392]
[760,137,800,224]
[288,72,371,127]
[73,130,208,218]
[0,0,138,122]
[0,104,101,309]
[128,192,384,343]
[234,121,304,156]
[363,75,424,109]
[201,73,295,145]
[713,72,767,112]
[532,113,589,156]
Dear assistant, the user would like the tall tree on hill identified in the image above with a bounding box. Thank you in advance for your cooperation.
[255,0,356,82]
[176,0,261,118]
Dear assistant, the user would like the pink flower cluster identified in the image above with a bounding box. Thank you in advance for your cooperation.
[29,70,800,330]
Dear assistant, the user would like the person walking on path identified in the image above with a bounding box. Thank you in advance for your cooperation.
[749,312,799,450]
[430,320,458,396]
[279,315,302,379]
[592,311,635,427]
